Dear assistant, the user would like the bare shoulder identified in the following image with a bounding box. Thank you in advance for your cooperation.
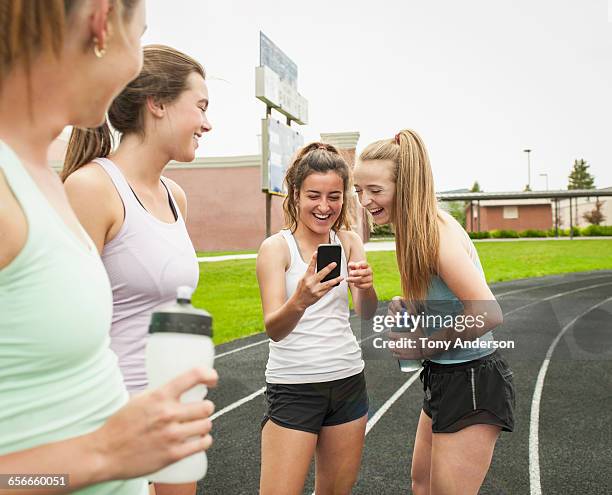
[162,176,187,216]
[64,162,116,198]
[438,209,467,242]
[336,229,363,255]
[0,168,27,270]
[337,229,362,245]
[63,162,123,224]
[258,232,288,256]
[437,209,474,260]
[257,232,290,269]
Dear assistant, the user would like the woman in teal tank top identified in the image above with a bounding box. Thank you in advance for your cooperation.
[0,2,216,494]
[354,130,515,495]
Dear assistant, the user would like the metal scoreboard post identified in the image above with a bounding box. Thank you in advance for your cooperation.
[256,32,309,237]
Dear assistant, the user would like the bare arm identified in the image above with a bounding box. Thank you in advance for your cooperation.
[256,235,342,342]
[340,231,378,319]
[0,368,217,495]
[64,164,122,254]
[436,218,503,339]
[388,216,503,360]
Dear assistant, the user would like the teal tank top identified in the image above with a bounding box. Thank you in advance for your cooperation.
[0,142,147,495]
[422,236,496,364]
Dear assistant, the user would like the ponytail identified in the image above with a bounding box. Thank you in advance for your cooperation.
[393,130,439,304]
[359,129,440,303]
[61,121,113,181]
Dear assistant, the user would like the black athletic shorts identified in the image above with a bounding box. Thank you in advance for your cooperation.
[261,371,369,434]
[421,351,515,433]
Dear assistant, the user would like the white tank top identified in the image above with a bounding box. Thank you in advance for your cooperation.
[265,229,364,384]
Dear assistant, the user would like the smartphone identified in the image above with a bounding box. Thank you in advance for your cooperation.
[316,244,341,284]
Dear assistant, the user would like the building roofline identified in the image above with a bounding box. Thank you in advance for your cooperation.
[438,189,612,201]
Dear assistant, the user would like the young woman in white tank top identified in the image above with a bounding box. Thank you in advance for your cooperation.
[62,46,211,495]
[256,142,378,495]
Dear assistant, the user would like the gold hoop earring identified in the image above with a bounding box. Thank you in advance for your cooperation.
[93,37,106,58]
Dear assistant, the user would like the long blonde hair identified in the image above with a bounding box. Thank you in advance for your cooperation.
[359,129,440,303]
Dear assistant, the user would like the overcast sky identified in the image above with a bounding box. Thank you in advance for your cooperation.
[142,0,612,192]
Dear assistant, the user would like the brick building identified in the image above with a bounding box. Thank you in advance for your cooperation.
[51,131,367,252]
[465,199,553,232]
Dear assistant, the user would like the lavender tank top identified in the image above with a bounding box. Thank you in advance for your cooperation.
[95,158,199,393]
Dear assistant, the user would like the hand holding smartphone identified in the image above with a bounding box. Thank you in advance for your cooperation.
[316,244,341,285]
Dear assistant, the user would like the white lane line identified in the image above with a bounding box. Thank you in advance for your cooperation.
[504,281,612,318]
[211,333,376,418]
[210,386,266,421]
[198,254,258,262]
[309,371,421,495]
[216,339,268,359]
[211,280,612,423]
[215,313,380,360]
[529,296,612,495]
[213,276,612,360]
[365,371,421,435]
[495,274,612,297]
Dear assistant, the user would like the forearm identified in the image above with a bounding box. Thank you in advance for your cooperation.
[353,287,378,320]
[264,293,307,342]
[0,430,110,495]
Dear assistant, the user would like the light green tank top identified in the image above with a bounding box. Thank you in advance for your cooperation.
[0,142,147,495]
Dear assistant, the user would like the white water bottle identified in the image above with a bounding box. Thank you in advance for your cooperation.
[145,286,214,483]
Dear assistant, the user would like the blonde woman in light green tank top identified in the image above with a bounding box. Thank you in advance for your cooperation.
[0,2,216,494]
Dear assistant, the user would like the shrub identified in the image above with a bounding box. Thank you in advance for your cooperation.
[371,223,394,237]
[581,225,612,236]
[558,227,581,237]
[468,231,491,239]
[489,229,519,238]
[519,229,549,238]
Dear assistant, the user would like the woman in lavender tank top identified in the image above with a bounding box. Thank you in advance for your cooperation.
[62,45,211,495]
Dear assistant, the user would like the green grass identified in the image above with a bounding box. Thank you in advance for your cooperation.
[474,240,612,282]
[193,240,612,345]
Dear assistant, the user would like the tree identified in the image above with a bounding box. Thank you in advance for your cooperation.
[568,159,595,190]
[583,200,606,225]
[444,201,466,227]
[470,181,481,192]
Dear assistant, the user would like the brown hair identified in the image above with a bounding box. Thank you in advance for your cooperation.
[283,142,352,233]
[359,129,441,303]
[62,44,205,181]
[0,0,138,92]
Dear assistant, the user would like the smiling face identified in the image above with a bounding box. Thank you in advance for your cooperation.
[353,159,397,225]
[162,71,212,162]
[296,171,345,235]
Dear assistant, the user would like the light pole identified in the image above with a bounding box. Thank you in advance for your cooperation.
[539,173,549,191]
[523,149,532,190]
